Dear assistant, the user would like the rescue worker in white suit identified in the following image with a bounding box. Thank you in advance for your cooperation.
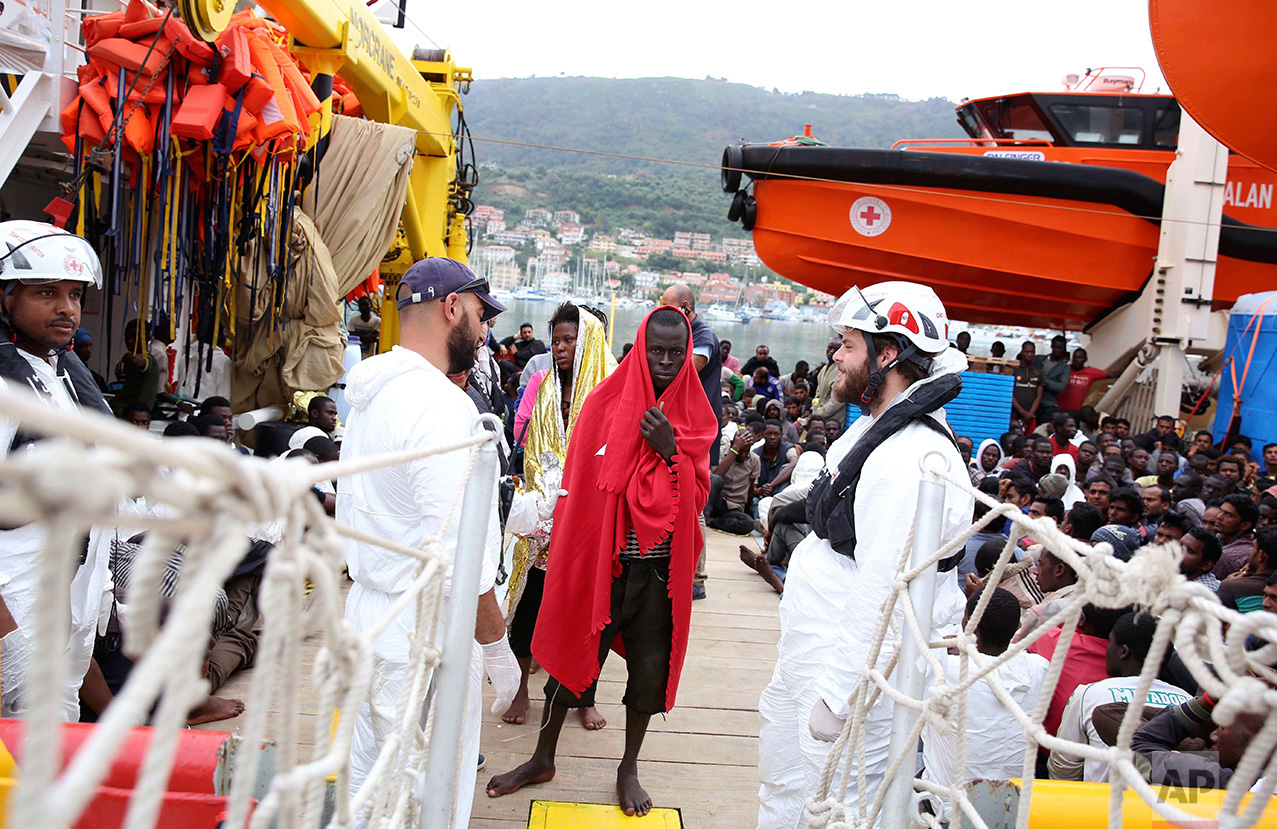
[756,282,973,828]
[337,258,521,828]
[0,221,115,721]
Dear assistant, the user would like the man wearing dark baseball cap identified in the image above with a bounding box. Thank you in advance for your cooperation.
[396,257,506,323]
[338,256,518,827]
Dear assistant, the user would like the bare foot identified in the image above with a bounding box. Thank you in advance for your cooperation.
[187,696,245,725]
[579,706,607,730]
[529,659,541,675]
[502,687,530,724]
[616,765,652,817]
[487,757,556,797]
[740,545,784,594]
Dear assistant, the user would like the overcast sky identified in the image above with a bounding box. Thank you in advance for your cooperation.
[380,0,1168,102]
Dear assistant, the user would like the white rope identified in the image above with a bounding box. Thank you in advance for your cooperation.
[0,385,490,829]
[806,463,1277,829]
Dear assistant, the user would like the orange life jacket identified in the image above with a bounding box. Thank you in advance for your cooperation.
[215,27,252,93]
[171,83,228,141]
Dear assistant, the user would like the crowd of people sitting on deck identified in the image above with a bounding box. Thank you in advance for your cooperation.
[1,224,1274,825]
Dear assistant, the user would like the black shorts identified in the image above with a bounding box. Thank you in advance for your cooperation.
[508,565,545,659]
[544,556,673,715]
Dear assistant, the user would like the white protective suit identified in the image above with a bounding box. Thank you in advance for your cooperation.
[920,650,1049,819]
[757,371,974,829]
[0,370,114,722]
[336,346,501,829]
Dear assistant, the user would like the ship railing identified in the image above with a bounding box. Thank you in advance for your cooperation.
[889,137,1055,151]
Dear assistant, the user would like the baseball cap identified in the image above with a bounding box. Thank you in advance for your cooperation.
[396,257,506,322]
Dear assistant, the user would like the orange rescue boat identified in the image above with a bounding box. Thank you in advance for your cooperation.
[721,69,1277,331]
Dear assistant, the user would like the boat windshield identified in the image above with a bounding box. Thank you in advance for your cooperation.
[959,94,1182,150]
[1048,103,1143,144]
[978,99,1055,142]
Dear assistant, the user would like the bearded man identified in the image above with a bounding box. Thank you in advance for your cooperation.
[756,282,974,827]
[337,258,520,828]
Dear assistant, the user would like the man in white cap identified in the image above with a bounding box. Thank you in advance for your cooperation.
[756,282,973,827]
[337,257,519,827]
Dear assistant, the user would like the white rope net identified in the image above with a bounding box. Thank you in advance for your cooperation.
[805,463,1277,829]
[0,386,489,829]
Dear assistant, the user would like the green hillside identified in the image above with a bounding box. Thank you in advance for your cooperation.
[461,76,964,174]
[475,167,748,241]
[462,76,964,246]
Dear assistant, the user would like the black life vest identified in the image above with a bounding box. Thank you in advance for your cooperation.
[806,372,964,570]
[0,325,112,453]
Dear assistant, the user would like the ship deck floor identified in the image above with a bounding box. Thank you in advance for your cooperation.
[201,527,780,828]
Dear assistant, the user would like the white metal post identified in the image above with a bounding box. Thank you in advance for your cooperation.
[1149,114,1228,419]
[418,415,499,829]
[881,451,949,828]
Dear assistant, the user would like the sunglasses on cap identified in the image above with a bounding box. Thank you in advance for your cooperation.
[397,277,491,310]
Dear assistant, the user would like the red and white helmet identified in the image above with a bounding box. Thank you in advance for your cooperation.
[827,281,950,355]
[0,220,102,290]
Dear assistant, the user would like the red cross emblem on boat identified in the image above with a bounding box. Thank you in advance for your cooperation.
[849,196,892,237]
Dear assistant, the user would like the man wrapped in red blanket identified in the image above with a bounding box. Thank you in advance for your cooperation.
[487,306,718,816]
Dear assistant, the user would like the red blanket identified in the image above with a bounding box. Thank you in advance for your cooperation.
[531,307,717,711]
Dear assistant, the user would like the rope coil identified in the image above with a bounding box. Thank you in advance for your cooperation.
[806,463,1277,829]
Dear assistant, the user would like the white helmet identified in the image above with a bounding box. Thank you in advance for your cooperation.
[0,220,102,290]
[828,281,952,406]
[828,281,950,353]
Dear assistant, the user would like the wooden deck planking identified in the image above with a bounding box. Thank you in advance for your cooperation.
[197,528,782,827]
[476,528,779,826]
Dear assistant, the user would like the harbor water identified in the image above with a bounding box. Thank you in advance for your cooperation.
[494,298,841,375]
[492,298,1057,375]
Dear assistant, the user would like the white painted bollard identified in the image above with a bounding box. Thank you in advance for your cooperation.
[881,450,950,828]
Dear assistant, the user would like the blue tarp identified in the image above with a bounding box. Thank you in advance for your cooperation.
[1212,291,1277,461]
[845,370,1013,446]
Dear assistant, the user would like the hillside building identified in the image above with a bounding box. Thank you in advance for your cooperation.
[493,229,529,246]
[552,210,580,226]
[541,271,571,294]
[806,290,836,308]
[700,274,744,305]
[558,224,586,245]
[476,246,521,292]
[525,208,552,226]
[473,205,504,223]
[745,283,797,307]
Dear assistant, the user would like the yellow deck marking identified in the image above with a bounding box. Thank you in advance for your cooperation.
[527,800,682,828]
